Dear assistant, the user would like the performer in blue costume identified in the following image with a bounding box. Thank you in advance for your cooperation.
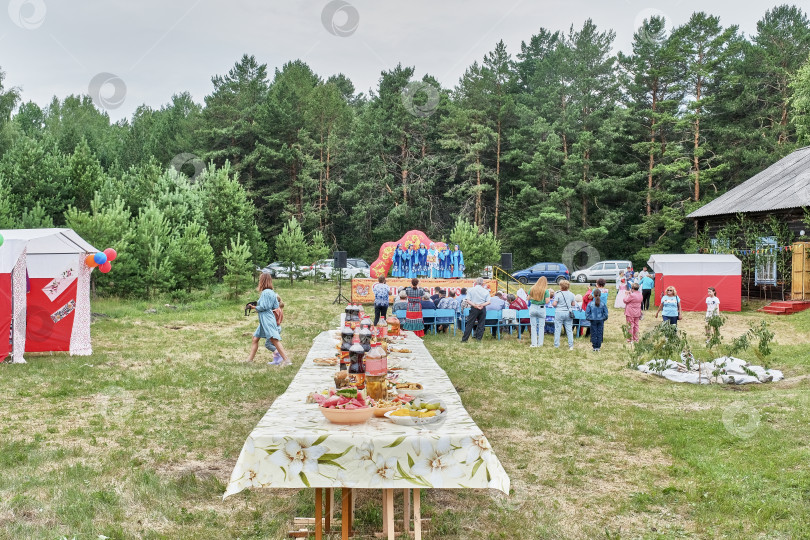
[406,245,417,279]
[392,244,404,277]
[451,245,465,278]
[427,243,438,278]
[439,246,451,278]
[417,244,428,277]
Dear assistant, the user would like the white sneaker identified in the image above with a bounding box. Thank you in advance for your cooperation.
[280,359,292,367]
[569,346,574,351]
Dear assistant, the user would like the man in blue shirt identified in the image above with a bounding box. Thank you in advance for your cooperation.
[640,273,655,311]
[461,278,491,342]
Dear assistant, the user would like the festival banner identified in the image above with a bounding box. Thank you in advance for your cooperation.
[350,278,498,304]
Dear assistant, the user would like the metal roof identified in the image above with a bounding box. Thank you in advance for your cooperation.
[687,146,810,218]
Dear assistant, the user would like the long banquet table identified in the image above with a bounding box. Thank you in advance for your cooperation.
[224,329,510,537]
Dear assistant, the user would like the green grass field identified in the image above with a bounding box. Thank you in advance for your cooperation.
[1,282,809,539]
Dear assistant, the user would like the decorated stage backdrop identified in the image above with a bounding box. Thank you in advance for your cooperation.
[370,230,448,279]
[351,278,497,304]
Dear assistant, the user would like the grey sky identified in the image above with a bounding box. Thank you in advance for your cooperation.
[0,0,788,122]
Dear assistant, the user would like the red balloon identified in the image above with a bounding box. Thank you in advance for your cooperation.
[104,248,118,262]
[85,254,99,268]
[99,262,112,274]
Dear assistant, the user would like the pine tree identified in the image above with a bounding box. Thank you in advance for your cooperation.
[20,203,55,228]
[198,162,264,274]
[275,216,309,283]
[169,221,215,292]
[68,137,106,211]
[223,234,254,298]
[449,217,501,276]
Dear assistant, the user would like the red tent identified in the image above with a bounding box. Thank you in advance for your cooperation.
[0,229,97,362]
[648,254,742,312]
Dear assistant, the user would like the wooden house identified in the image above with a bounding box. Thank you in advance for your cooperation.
[687,146,810,300]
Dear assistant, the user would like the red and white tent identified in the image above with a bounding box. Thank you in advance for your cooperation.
[648,254,742,312]
[0,228,97,362]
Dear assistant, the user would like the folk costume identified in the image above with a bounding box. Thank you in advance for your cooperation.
[403,285,426,337]
[451,245,465,278]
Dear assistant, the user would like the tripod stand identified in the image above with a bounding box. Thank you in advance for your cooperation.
[332,270,350,304]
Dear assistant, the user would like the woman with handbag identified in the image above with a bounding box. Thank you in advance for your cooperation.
[552,279,577,350]
[655,285,682,329]
[247,272,291,366]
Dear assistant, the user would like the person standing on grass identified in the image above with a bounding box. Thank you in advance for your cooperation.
[461,277,490,342]
[404,278,426,337]
[247,273,291,366]
[553,279,576,350]
[640,272,655,310]
[624,283,643,342]
[705,287,721,342]
[585,288,608,351]
[528,277,551,347]
[372,275,390,325]
[655,286,682,329]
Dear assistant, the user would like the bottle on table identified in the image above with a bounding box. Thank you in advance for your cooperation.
[364,342,388,401]
[340,322,353,371]
[348,329,366,388]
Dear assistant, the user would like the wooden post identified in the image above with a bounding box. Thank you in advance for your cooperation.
[384,489,395,540]
[342,488,351,540]
[414,488,421,540]
[325,488,333,532]
[402,489,410,534]
[314,488,322,540]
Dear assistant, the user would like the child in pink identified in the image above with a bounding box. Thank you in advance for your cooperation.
[623,283,643,342]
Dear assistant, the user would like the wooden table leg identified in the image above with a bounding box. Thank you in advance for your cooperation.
[384,489,395,540]
[325,488,333,532]
[402,489,410,534]
[342,488,351,540]
[315,488,323,540]
[414,488,421,540]
[382,489,388,536]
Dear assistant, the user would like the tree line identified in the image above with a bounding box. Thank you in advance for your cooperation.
[2,5,810,296]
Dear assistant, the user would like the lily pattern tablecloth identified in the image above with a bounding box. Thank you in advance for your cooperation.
[224,330,510,498]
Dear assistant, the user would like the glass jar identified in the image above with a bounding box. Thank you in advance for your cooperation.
[364,342,388,401]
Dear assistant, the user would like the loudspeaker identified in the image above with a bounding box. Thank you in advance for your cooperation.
[334,251,347,269]
[500,253,513,270]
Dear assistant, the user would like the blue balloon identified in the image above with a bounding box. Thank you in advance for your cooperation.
[94,252,108,265]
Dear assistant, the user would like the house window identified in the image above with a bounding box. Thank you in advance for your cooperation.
[755,236,777,285]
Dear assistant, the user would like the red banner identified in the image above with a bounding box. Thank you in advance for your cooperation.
[350,278,497,304]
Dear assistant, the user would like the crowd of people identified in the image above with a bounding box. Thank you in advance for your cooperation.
[245,266,723,363]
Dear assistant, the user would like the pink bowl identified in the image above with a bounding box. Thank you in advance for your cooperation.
[319,406,374,424]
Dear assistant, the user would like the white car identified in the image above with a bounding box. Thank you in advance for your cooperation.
[570,260,632,283]
[312,258,371,279]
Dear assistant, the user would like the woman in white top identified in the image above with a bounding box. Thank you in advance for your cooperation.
[614,270,627,309]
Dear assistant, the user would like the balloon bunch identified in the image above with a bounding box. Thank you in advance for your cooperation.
[85,248,118,273]
[0,233,4,247]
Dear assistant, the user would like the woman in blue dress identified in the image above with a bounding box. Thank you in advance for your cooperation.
[438,246,449,279]
[392,244,403,277]
[451,245,465,278]
[405,245,416,279]
[417,244,428,277]
[246,273,291,366]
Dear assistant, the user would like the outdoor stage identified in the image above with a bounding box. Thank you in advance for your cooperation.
[350,278,498,303]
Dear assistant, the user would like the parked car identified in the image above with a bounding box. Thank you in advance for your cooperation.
[511,262,570,284]
[312,258,371,279]
[258,261,314,279]
[570,260,632,283]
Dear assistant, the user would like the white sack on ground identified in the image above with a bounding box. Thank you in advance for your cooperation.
[637,356,784,385]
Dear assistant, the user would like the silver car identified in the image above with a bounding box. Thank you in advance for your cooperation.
[571,260,632,283]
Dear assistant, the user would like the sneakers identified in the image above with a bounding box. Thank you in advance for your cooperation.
[569,346,574,351]
[279,358,292,367]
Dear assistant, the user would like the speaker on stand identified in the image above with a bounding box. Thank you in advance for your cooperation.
[501,253,513,295]
[332,251,350,305]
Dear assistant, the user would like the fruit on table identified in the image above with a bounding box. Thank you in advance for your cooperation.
[311,388,370,409]
[390,397,445,417]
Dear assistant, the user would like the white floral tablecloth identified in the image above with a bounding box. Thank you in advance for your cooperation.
[224,330,510,498]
